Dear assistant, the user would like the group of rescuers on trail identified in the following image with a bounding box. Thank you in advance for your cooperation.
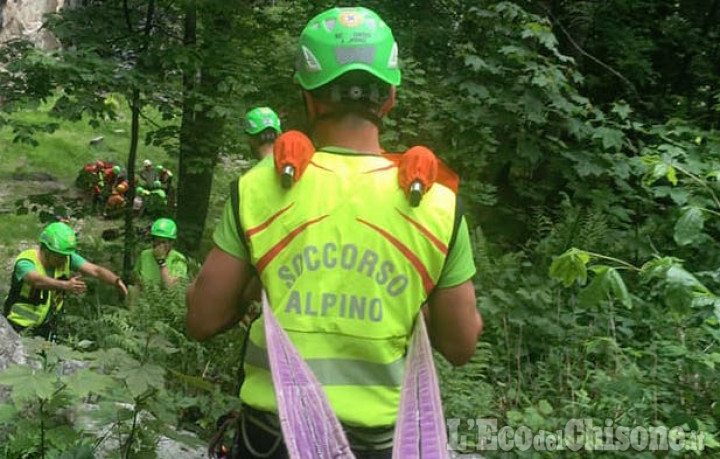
[2,7,483,459]
[76,156,175,218]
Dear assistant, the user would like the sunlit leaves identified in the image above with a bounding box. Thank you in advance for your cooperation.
[549,248,590,287]
[640,154,679,186]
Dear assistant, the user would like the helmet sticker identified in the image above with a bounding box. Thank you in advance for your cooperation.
[334,46,375,65]
[338,11,363,28]
[388,42,399,69]
[302,46,322,72]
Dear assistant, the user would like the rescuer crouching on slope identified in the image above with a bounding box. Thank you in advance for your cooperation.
[186,6,482,458]
[3,222,128,340]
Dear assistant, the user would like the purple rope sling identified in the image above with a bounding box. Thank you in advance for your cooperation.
[262,292,449,459]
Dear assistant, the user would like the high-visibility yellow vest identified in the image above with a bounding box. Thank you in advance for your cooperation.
[4,249,70,329]
[235,151,458,428]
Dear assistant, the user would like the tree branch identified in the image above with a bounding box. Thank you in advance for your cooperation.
[123,0,133,33]
[540,5,639,99]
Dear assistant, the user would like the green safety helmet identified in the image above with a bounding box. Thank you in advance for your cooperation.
[294,7,401,91]
[244,107,282,135]
[151,218,177,240]
[136,186,146,194]
[156,164,164,172]
[39,222,77,255]
[112,165,121,174]
[153,180,162,189]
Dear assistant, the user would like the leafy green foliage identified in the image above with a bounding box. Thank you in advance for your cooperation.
[549,248,590,287]
[0,284,241,456]
[578,265,632,309]
[674,207,705,246]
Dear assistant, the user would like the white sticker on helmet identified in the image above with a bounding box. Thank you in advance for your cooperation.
[302,46,322,72]
[388,42,398,69]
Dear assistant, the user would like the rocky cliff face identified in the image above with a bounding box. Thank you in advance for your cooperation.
[0,0,78,49]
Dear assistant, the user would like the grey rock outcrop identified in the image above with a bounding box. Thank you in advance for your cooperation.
[0,314,25,371]
[0,315,24,408]
[0,0,78,49]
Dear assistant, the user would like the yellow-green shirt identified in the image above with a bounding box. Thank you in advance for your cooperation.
[133,249,188,287]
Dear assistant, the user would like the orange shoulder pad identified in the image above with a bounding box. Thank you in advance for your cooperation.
[383,147,459,195]
[272,131,460,201]
[273,130,315,188]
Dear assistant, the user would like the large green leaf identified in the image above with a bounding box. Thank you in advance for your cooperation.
[611,102,632,120]
[594,127,624,151]
[607,268,633,308]
[0,365,57,403]
[549,248,590,287]
[119,364,165,399]
[64,369,116,398]
[578,265,611,307]
[674,207,705,246]
[665,265,711,293]
[578,265,632,308]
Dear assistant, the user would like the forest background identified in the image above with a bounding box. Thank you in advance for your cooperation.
[0,0,719,457]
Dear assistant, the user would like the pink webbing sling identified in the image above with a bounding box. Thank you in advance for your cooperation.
[262,291,449,459]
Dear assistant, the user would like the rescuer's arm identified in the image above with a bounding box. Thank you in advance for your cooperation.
[23,271,87,293]
[186,247,254,340]
[79,261,128,296]
[424,215,482,366]
[426,281,482,366]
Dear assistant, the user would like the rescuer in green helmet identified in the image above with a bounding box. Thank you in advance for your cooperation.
[244,106,282,159]
[133,218,188,290]
[187,7,482,458]
[3,222,128,339]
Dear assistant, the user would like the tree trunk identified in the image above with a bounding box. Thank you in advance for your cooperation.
[122,89,140,281]
[176,1,234,255]
[176,3,203,254]
[121,0,155,281]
